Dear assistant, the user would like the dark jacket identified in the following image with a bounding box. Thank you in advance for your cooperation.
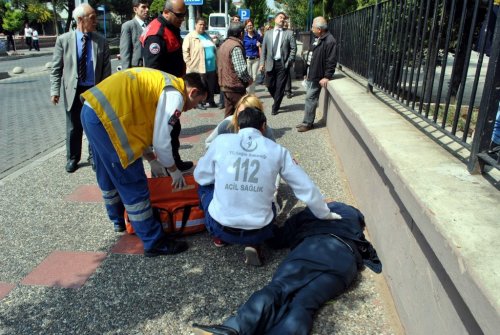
[269,202,382,273]
[307,31,337,82]
[141,15,185,77]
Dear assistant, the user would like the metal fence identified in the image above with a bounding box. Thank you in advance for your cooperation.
[329,0,500,173]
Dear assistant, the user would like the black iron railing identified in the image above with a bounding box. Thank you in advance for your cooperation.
[329,0,500,173]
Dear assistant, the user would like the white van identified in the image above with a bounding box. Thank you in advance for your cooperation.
[208,13,230,40]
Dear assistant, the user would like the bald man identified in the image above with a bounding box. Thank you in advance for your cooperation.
[297,16,337,133]
[141,0,186,77]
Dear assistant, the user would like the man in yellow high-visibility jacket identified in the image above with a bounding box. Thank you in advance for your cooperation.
[81,69,207,257]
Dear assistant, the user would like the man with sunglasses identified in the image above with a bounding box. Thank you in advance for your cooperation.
[141,0,186,77]
[141,0,193,172]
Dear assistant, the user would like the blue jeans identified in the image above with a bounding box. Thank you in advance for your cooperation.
[81,104,165,250]
[198,184,275,245]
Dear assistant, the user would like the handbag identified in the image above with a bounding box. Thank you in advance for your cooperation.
[125,175,206,236]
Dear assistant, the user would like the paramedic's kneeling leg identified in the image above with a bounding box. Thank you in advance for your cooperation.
[81,70,207,257]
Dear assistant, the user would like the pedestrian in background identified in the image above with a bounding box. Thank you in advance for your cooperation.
[183,17,218,109]
[50,3,111,173]
[217,22,253,117]
[283,20,294,99]
[32,28,40,51]
[259,12,297,115]
[120,0,149,70]
[24,23,32,51]
[297,16,337,133]
[243,19,262,94]
[6,31,16,52]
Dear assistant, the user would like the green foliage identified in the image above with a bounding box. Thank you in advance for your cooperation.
[151,0,165,16]
[2,3,24,32]
[243,0,269,28]
[27,2,52,24]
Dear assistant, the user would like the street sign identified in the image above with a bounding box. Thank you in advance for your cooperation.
[238,8,250,21]
[185,0,204,5]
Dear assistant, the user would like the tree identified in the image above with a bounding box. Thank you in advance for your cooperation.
[27,2,52,34]
[2,2,24,34]
[243,0,269,28]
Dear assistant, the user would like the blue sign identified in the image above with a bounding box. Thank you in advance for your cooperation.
[238,9,250,20]
[185,0,204,5]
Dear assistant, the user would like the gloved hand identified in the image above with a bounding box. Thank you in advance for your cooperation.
[322,212,342,220]
[149,159,167,177]
[169,168,186,189]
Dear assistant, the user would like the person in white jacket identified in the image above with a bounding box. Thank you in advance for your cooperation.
[194,107,341,266]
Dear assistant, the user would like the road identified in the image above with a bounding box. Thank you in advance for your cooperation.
[0,55,119,179]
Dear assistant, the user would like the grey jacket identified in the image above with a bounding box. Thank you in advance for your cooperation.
[120,18,144,69]
[259,28,297,72]
[50,30,111,110]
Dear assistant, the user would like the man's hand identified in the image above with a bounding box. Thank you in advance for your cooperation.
[51,96,59,105]
[319,78,329,88]
[169,168,186,189]
[149,159,167,177]
[322,212,342,220]
[259,64,265,72]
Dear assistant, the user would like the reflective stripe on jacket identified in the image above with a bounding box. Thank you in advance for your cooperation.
[81,68,186,168]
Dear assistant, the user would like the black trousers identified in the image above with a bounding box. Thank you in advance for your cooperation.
[171,120,182,164]
[266,60,289,113]
[66,85,91,162]
[201,71,217,105]
[224,235,357,335]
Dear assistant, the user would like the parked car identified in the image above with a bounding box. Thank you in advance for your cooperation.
[180,30,189,40]
[207,30,223,47]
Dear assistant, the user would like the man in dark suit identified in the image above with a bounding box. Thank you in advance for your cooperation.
[50,3,111,173]
[193,201,382,335]
[120,0,149,70]
[259,12,297,115]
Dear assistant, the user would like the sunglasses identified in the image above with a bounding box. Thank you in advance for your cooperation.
[169,9,186,18]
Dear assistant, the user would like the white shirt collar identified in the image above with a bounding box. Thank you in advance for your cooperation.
[135,16,146,28]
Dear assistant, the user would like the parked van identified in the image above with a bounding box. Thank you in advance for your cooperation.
[208,13,230,40]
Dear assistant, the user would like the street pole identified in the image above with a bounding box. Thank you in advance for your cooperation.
[188,5,195,31]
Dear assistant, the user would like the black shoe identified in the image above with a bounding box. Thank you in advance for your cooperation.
[144,238,189,257]
[66,159,78,173]
[192,323,239,335]
[287,92,293,99]
[197,103,207,110]
[114,222,126,232]
[271,110,278,115]
[176,160,194,173]
[208,102,218,108]
[88,156,96,172]
[218,103,225,110]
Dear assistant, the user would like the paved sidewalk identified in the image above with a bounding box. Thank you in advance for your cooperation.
[0,80,402,334]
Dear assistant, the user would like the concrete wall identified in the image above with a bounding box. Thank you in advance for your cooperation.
[322,73,500,335]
